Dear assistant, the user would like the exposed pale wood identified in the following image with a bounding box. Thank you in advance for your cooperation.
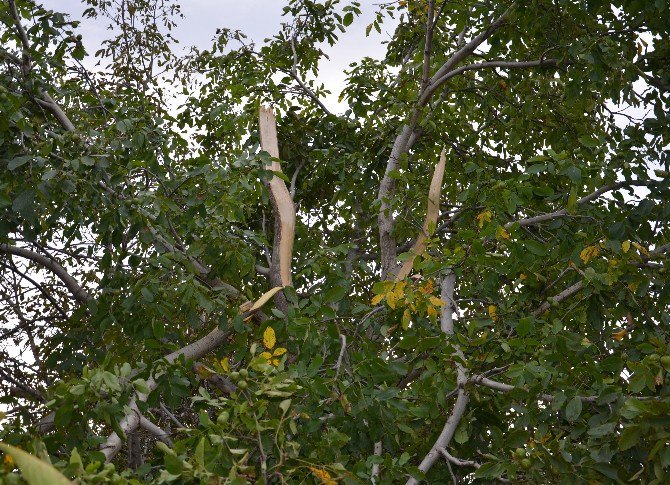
[259,106,296,288]
[395,148,447,280]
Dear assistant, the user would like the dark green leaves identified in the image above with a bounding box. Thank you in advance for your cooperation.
[565,397,582,422]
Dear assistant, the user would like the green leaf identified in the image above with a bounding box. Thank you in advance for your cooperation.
[279,399,291,413]
[8,156,31,170]
[578,136,598,148]
[589,463,620,480]
[526,240,548,256]
[141,287,154,302]
[516,317,533,337]
[0,443,72,485]
[566,183,578,214]
[565,396,582,422]
[619,425,643,451]
[526,164,546,174]
[343,12,354,26]
[323,285,347,304]
[587,422,615,437]
[474,462,504,478]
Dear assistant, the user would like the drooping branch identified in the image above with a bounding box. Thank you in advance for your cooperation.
[469,374,598,403]
[532,281,584,317]
[259,106,296,303]
[395,148,446,280]
[0,244,91,303]
[288,36,333,117]
[34,93,76,132]
[101,317,239,460]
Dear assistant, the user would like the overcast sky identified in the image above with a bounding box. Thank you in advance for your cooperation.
[40,0,399,112]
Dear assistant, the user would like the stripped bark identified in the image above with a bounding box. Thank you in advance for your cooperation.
[395,148,447,280]
[259,106,296,311]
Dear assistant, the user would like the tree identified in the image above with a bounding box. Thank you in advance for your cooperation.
[1,0,669,482]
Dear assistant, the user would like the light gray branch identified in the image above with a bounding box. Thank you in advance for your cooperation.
[431,58,558,89]
[100,325,232,461]
[371,441,382,484]
[139,416,173,446]
[407,272,469,484]
[532,281,583,317]
[505,180,658,229]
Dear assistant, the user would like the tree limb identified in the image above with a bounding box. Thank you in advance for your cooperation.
[396,148,446,280]
[505,180,659,229]
[0,244,91,303]
[139,416,173,446]
[259,105,296,310]
[431,58,558,90]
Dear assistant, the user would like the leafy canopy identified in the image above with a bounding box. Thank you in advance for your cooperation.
[1,0,670,483]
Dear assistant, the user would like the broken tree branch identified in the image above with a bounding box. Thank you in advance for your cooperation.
[395,148,447,280]
[259,105,296,310]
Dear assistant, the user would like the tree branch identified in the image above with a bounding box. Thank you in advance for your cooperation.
[395,148,446,280]
[419,4,515,104]
[259,105,296,310]
[0,244,91,303]
[139,416,173,446]
[431,58,558,90]
[288,36,333,117]
[505,180,659,229]
[407,272,469,484]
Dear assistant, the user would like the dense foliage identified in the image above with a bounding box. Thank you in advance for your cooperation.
[1,0,670,483]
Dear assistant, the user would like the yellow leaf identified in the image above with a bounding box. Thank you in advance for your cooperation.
[632,242,649,257]
[580,245,599,263]
[519,273,527,280]
[263,327,276,350]
[260,351,273,360]
[419,279,434,294]
[612,329,628,341]
[3,453,15,470]
[621,240,631,253]
[429,296,444,307]
[195,363,213,379]
[427,305,437,318]
[402,309,411,330]
[496,226,510,240]
[273,347,287,357]
[309,467,337,485]
[220,357,230,373]
[371,294,385,305]
[386,290,399,309]
[476,209,492,228]
[488,305,497,321]
[272,359,280,366]
[251,286,284,311]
